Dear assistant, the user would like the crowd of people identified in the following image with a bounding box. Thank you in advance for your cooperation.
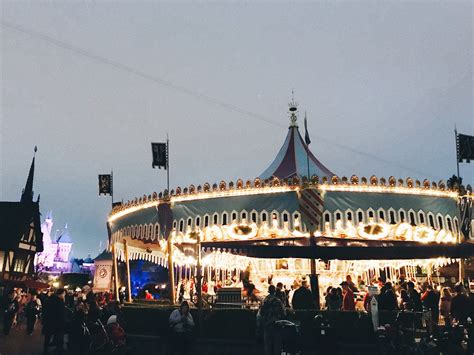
[323,275,474,327]
[2,286,126,354]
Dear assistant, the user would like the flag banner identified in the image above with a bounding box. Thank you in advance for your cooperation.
[457,133,474,163]
[297,187,324,232]
[98,174,112,195]
[459,195,473,240]
[152,142,167,169]
[93,261,113,292]
[304,115,311,146]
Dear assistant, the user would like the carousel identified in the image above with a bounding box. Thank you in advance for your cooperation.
[106,98,473,305]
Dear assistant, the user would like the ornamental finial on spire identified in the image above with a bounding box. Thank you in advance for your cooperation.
[288,90,298,127]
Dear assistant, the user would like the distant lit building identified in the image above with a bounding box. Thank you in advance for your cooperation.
[0,151,43,283]
[35,213,73,275]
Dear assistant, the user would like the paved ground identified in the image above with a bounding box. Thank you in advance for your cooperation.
[0,321,44,355]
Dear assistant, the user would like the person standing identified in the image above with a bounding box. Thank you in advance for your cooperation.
[258,285,285,355]
[421,284,440,325]
[406,282,422,312]
[340,281,356,311]
[43,288,67,354]
[439,287,452,325]
[25,290,42,335]
[2,291,19,335]
[451,283,469,325]
[169,301,195,355]
[275,282,287,307]
[291,280,314,310]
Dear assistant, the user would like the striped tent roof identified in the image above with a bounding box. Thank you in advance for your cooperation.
[260,121,334,180]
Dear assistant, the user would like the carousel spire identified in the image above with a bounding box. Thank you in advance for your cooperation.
[288,90,298,127]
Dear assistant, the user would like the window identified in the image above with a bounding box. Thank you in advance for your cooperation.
[261,212,268,222]
[447,217,453,232]
[138,225,142,238]
[187,218,193,227]
[379,210,385,221]
[232,212,237,221]
[195,216,201,227]
[428,214,435,229]
[173,221,177,229]
[143,225,148,238]
[418,212,425,224]
[204,216,209,227]
[335,212,342,221]
[437,216,444,230]
[399,211,405,222]
[454,218,459,235]
[148,224,153,239]
[14,257,25,273]
[389,211,396,224]
[179,220,184,232]
[241,212,247,221]
[368,210,374,218]
[324,212,331,223]
[346,211,353,221]
[213,214,218,225]
[155,224,160,239]
[251,212,257,223]
[283,213,289,223]
[409,212,416,226]
[222,213,228,225]
[357,211,364,223]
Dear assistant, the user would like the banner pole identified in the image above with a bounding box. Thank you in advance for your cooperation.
[167,134,170,193]
[111,170,114,208]
[455,127,460,180]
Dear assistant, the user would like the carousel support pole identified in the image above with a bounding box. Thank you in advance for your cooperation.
[309,236,321,310]
[123,240,132,303]
[112,242,120,301]
[167,236,176,304]
[196,234,203,334]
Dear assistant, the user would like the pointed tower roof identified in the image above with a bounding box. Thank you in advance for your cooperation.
[259,98,333,180]
[21,147,37,203]
[57,224,72,243]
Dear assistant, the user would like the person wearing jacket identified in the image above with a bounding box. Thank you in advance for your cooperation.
[169,301,194,355]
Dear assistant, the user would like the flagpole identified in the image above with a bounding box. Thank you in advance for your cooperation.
[455,126,460,180]
[111,170,114,208]
[166,134,170,193]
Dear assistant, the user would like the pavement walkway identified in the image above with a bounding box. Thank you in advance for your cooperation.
[0,320,44,355]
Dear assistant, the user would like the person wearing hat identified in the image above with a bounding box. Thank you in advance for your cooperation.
[340,281,355,311]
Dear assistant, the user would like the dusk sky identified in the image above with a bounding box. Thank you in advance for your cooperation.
[1,1,472,258]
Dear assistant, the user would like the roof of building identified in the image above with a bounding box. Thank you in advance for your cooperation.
[259,104,333,180]
[0,201,43,252]
[57,224,72,243]
[94,249,112,261]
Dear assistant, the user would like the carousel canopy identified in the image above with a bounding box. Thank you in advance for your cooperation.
[201,237,474,260]
[259,102,333,180]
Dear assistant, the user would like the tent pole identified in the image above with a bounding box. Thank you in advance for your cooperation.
[167,236,176,304]
[123,240,132,303]
[112,242,119,301]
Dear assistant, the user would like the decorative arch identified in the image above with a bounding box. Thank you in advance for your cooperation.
[418,210,426,225]
[367,208,375,220]
[408,209,417,226]
[345,209,354,223]
[250,209,258,224]
[388,208,397,225]
[453,217,459,236]
[377,208,386,222]
[260,210,269,223]
[398,209,407,223]
[271,210,281,228]
[436,214,444,230]
[333,209,343,223]
[154,223,160,240]
[178,219,185,232]
[203,214,210,228]
[221,212,228,226]
[187,217,193,229]
[240,209,249,222]
[212,213,219,225]
[427,212,436,229]
[356,208,365,224]
[195,215,201,228]
[446,215,453,232]
[148,224,153,240]
[231,210,239,223]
